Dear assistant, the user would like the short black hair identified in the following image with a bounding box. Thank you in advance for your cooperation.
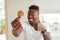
[29,5,39,10]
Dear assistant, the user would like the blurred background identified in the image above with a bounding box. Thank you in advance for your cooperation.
[0,0,6,40]
[0,0,60,40]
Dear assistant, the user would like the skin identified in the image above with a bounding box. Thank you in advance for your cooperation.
[12,9,51,40]
[28,9,45,31]
[12,17,23,37]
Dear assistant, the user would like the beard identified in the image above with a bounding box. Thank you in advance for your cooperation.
[29,21,38,31]
[29,21,34,26]
[29,20,41,31]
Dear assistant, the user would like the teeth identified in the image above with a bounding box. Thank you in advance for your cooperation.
[29,19,33,21]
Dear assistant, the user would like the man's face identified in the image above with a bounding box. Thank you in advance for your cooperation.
[28,9,39,26]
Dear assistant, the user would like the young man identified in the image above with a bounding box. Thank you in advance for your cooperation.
[11,5,51,40]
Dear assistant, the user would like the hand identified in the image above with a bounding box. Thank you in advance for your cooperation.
[11,17,21,29]
[11,17,23,37]
[38,23,46,32]
[11,10,24,28]
[12,26,23,37]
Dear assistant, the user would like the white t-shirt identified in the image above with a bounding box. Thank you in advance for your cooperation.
[20,20,51,40]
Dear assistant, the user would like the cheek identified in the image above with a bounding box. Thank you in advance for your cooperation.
[33,18,39,23]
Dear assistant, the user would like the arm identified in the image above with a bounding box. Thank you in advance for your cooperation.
[42,31,51,40]
[38,23,51,40]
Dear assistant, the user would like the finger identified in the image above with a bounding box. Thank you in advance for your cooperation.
[11,20,20,28]
[13,21,20,28]
[15,23,21,30]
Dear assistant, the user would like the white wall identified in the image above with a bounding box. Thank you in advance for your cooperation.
[40,0,60,13]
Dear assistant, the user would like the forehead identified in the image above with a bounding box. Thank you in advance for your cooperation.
[28,9,39,15]
[29,9,38,12]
